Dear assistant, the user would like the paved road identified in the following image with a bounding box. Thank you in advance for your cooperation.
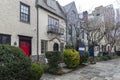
[41,58,120,80]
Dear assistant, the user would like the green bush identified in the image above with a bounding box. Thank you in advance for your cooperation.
[97,52,112,61]
[106,55,112,59]
[81,51,89,63]
[0,45,31,80]
[41,64,49,73]
[101,56,108,61]
[97,52,103,57]
[65,44,72,49]
[30,63,44,80]
[45,51,63,74]
[63,49,80,68]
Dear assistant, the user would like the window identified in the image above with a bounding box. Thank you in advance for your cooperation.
[102,45,104,52]
[108,46,110,52]
[60,43,64,51]
[41,40,48,53]
[71,10,76,19]
[68,25,72,35]
[48,16,59,27]
[20,2,30,23]
[98,45,100,51]
[96,13,100,16]
[82,30,84,39]
[114,46,116,52]
[0,34,11,45]
[102,45,106,52]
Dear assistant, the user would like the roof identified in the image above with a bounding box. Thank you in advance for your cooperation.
[37,0,65,19]
[63,1,78,14]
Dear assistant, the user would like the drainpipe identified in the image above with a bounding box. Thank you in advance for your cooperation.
[65,15,68,45]
[36,0,39,61]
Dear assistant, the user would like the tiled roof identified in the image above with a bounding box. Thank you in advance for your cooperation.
[63,1,76,14]
[37,0,65,19]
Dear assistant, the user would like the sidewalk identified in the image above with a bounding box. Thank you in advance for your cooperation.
[40,58,120,80]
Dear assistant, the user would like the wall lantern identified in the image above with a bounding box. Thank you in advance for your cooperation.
[14,41,17,46]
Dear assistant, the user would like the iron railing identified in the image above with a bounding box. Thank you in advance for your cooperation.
[47,25,64,35]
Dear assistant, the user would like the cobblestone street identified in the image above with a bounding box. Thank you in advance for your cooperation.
[41,58,120,80]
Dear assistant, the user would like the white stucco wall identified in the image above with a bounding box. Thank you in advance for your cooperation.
[38,8,66,54]
[0,0,37,55]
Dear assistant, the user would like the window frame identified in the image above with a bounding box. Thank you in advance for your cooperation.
[82,30,84,39]
[0,34,11,45]
[20,2,30,23]
[48,16,59,27]
[41,40,48,54]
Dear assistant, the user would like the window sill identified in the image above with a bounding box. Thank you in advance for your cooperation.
[20,20,30,24]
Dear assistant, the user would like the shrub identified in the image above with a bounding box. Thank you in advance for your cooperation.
[101,56,108,61]
[81,51,89,63]
[65,44,72,49]
[107,55,112,59]
[0,45,31,80]
[45,51,63,74]
[97,52,103,57]
[41,64,49,73]
[63,49,80,68]
[97,52,112,61]
[30,63,44,80]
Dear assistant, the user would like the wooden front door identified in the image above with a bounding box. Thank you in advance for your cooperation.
[20,40,31,57]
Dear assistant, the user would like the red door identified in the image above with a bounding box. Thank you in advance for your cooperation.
[20,40,31,57]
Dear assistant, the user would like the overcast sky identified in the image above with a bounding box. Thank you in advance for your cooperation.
[57,0,119,13]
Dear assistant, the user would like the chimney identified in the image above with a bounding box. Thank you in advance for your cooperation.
[83,11,88,22]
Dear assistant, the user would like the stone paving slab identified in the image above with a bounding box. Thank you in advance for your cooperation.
[40,58,120,80]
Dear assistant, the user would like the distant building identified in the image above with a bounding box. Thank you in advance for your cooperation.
[116,8,120,23]
[79,11,88,51]
[92,4,116,53]
[62,1,79,47]
[83,11,88,22]
[115,8,120,51]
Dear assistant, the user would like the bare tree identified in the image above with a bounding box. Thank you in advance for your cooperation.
[79,14,106,63]
[104,22,120,53]
[81,16,106,49]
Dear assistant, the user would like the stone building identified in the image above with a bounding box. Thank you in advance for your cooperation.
[0,0,37,57]
[0,0,66,62]
[62,1,80,48]
[36,0,66,55]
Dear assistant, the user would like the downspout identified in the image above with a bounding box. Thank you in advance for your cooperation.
[36,0,39,61]
[65,15,68,45]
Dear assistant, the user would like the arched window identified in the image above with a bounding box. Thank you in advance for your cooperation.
[53,43,59,51]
